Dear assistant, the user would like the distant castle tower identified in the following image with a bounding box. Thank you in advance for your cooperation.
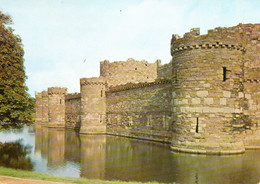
[47,87,67,127]
[35,92,42,123]
[41,90,49,126]
[80,77,106,134]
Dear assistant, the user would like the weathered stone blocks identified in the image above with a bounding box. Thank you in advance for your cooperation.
[80,77,106,134]
[48,87,67,128]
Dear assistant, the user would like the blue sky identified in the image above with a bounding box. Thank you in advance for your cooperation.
[0,0,259,96]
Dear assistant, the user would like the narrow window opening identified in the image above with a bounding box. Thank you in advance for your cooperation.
[196,117,199,133]
[101,90,103,97]
[135,68,137,70]
[60,99,62,104]
[223,67,227,81]
[100,115,102,124]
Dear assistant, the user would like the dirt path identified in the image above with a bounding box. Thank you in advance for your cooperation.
[0,175,71,184]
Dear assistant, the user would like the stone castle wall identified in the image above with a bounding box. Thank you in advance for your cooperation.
[65,93,81,129]
[35,92,42,123]
[170,23,260,154]
[100,58,158,87]
[240,24,260,148]
[35,23,260,154]
[80,77,106,134]
[106,79,172,142]
[41,91,49,125]
[157,61,172,79]
[47,87,67,127]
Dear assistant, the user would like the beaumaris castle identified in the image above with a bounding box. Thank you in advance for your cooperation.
[35,23,260,154]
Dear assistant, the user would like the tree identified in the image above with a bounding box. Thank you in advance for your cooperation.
[0,11,35,129]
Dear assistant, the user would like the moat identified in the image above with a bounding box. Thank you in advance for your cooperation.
[0,125,260,184]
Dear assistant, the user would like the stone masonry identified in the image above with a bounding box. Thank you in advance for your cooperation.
[35,23,260,154]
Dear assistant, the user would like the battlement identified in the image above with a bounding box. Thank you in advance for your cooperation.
[35,91,42,98]
[80,77,106,86]
[100,58,151,65]
[171,41,245,54]
[48,87,67,95]
[100,58,158,87]
[41,90,48,97]
[65,92,81,100]
[171,23,260,56]
[107,79,171,93]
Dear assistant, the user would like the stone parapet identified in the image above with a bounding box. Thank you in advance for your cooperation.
[65,93,81,100]
[48,87,67,95]
[100,58,158,87]
[80,77,106,86]
[41,90,48,97]
[107,79,171,93]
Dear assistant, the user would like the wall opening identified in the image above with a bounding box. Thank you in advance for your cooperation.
[60,99,62,104]
[101,90,103,97]
[100,115,102,124]
[196,117,199,133]
[135,68,137,70]
[223,67,227,81]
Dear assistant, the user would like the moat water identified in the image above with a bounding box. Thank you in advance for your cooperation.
[0,125,260,184]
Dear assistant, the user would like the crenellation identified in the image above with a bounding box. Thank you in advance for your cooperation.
[65,92,81,100]
[80,77,106,86]
[48,87,67,95]
[35,23,260,154]
[100,58,158,87]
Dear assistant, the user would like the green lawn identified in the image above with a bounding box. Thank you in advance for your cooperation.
[0,166,161,184]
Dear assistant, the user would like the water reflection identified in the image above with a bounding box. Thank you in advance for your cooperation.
[1,125,260,183]
[65,130,80,163]
[0,140,33,170]
[47,128,65,167]
[80,135,106,179]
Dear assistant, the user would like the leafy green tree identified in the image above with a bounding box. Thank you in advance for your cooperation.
[0,11,35,128]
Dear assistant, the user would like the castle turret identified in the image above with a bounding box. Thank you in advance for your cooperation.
[80,77,106,134]
[47,87,67,127]
[170,25,251,154]
[41,90,49,126]
[35,91,42,124]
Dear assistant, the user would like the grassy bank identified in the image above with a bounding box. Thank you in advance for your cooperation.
[0,166,160,184]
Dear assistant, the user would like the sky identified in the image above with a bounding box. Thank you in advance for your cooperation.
[0,0,259,97]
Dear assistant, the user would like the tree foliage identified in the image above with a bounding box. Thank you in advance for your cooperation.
[0,11,35,128]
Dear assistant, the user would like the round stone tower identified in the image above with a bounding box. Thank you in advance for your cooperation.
[47,87,67,128]
[169,24,258,154]
[80,77,106,134]
[41,90,49,126]
[35,91,42,124]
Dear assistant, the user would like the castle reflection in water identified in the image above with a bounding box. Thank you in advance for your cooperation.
[34,124,174,182]
[34,124,260,183]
